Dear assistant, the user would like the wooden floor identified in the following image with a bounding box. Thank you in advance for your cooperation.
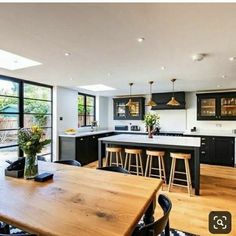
[86,161,236,236]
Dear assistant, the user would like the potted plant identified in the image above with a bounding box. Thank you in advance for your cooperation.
[144,113,160,138]
[18,126,51,179]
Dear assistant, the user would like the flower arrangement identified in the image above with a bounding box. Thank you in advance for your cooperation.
[18,126,51,179]
[144,113,160,138]
[144,113,160,127]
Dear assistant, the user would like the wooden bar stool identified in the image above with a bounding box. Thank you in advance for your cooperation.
[105,147,123,167]
[145,150,166,184]
[124,148,144,176]
[168,152,192,196]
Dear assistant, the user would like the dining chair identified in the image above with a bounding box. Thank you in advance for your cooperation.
[54,160,81,167]
[97,166,129,174]
[132,194,172,236]
[0,222,36,236]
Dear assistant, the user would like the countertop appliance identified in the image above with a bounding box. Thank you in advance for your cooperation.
[115,125,128,131]
[131,125,140,131]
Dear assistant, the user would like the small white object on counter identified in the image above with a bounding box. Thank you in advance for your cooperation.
[99,134,201,147]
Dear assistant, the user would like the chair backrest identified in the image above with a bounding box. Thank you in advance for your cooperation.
[97,166,129,174]
[133,194,172,236]
[37,155,46,161]
[54,160,81,167]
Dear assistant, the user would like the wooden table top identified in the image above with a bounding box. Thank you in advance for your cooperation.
[0,161,162,236]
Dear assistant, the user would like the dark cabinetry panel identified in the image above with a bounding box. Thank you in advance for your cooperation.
[113,97,145,120]
[198,136,234,167]
[151,92,185,110]
[197,92,236,120]
[59,132,116,166]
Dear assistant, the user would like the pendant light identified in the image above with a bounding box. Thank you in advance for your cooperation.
[167,78,180,106]
[146,81,157,107]
[125,82,134,107]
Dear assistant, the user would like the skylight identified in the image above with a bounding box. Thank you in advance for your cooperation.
[78,84,116,92]
[0,49,42,70]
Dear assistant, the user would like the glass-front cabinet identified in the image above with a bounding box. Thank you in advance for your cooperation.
[197,92,236,120]
[113,97,145,120]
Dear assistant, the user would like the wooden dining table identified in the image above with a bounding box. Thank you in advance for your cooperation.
[0,160,162,236]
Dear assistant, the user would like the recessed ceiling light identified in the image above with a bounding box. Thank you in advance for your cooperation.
[191,53,205,62]
[161,66,166,70]
[107,72,112,77]
[78,84,116,92]
[229,56,236,61]
[137,37,145,43]
[70,77,73,81]
[222,75,227,79]
[217,85,221,88]
[0,49,41,70]
[64,52,71,56]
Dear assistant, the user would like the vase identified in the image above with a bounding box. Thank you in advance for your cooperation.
[147,126,153,138]
[24,155,38,179]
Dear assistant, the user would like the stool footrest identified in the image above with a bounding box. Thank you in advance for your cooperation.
[173,178,187,182]
[174,171,187,175]
[172,183,188,188]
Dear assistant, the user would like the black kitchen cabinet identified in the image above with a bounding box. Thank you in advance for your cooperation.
[59,132,115,166]
[198,136,234,167]
[210,137,234,166]
[113,97,145,120]
[197,92,236,120]
[151,92,185,110]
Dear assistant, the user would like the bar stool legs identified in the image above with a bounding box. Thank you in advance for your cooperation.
[168,153,192,196]
[105,147,123,167]
[124,149,143,176]
[145,151,166,185]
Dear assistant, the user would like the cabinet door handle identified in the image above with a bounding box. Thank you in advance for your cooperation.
[201,138,206,141]
[93,136,96,139]
[201,142,206,145]
[201,151,206,154]
[80,138,84,141]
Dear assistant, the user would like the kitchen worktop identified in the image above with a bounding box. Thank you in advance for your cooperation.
[99,134,201,147]
[183,131,236,137]
[59,129,113,137]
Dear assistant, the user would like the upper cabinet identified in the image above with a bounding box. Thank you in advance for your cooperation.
[197,92,236,120]
[151,92,186,110]
[113,97,145,120]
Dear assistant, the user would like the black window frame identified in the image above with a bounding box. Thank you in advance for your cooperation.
[0,74,53,161]
[78,92,96,127]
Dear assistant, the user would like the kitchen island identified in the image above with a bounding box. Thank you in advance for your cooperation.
[98,134,201,195]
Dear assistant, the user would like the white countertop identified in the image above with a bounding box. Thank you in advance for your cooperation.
[99,134,201,147]
[183,131,236,137]
[59,129,113,137]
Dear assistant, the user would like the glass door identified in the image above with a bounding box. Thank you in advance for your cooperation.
[220,97,236,118]
[128,102,140,118]
[200,98,216,117]
[115,101,126,118]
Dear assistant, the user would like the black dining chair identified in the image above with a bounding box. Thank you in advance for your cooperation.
[0,222,36,236]
[54,160,81,167]
[37,155,47,161]
[132,194,172,236]
[97,166,130,174]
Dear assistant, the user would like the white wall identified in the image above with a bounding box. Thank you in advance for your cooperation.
[53,86,109,160]
[108,96,187,132]
[108,92,236,133]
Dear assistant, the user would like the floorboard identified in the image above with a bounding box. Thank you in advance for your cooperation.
[85,161,236,236]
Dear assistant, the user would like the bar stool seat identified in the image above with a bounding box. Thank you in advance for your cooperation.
[145,150,166,184]
[124,148,144,176]
[105,147,123,167]
[168,152,192,196]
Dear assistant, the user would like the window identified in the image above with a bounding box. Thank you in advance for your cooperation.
[78,93,95,127]
[0,75,53,162]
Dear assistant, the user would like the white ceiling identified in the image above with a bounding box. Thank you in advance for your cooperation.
[0,3,236,96]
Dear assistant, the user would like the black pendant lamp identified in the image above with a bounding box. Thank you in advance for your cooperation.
[167,78,180,106]
[125,82,134,107]
[146,81,157,107]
